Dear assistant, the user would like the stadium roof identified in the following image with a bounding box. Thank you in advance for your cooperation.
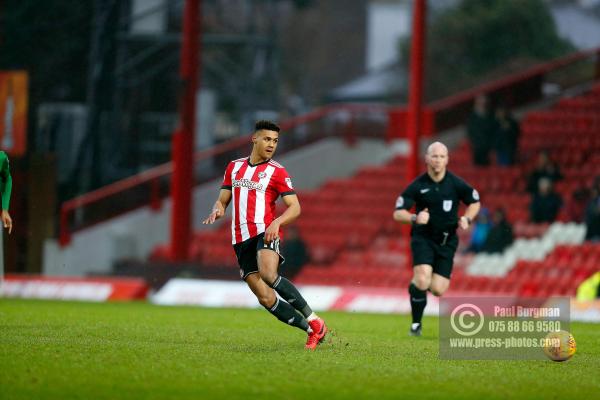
[326,63,407,102]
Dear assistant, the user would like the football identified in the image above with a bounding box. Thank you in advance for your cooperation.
[543,330,577,362]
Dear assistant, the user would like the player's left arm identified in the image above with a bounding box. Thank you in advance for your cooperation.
[265,168,299,243]
[460,202,481,230]
[202,189,232,225]
[265,194,300,243]
[0,153,13,234]
[458,178,481,230]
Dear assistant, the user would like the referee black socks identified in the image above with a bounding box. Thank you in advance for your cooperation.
[270,275,313,318]
[409,282,427,324]
[264,298,309,332]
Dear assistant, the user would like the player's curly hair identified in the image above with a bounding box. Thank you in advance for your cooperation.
[255,120,280,133]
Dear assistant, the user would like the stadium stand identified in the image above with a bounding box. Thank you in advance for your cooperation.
[149,83,600,297]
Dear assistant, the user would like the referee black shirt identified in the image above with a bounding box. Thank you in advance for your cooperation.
[395,171,480,237]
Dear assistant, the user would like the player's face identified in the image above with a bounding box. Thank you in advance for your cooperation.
[253,129,279,160]
[426,147,448,173]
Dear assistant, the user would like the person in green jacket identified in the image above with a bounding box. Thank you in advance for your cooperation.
[0,151,12,234]
[576,272,600,301]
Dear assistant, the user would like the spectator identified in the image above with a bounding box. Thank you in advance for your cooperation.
[467,207,491,253]
[530,178,562,223]
[576,272,600,301]
[482,208,513,253]
[281,226,309,279]
[564,185,591,223]
[584,179,600,241]
[526,151,563,194]
[493,104,520,166]
[467,95,495,166]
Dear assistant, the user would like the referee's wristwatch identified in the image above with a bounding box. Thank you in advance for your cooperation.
[411,214,417,225]
[461,216,472,225]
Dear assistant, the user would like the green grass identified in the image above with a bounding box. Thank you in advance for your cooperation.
[1,299,599,400]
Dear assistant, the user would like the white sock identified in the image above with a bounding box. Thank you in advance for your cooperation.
[307,313,318,322]
[412,323,421,330]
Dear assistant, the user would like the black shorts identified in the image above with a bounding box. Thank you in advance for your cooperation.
[233,233,285,280]
[411,233,458,279]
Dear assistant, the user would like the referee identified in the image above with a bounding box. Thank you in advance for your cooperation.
[393,142,480,336]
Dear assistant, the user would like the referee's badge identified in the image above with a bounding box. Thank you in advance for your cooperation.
[443,200,452,212]
[395,196,404,208]
[473,189,480,201]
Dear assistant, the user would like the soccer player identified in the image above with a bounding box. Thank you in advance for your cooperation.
[0,151,13,234]
[202,120,328,349]
[393,142,480,336]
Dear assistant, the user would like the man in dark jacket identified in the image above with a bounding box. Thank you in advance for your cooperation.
[482,208,513,253]
[467,95,495,166]
[530,178,562,223]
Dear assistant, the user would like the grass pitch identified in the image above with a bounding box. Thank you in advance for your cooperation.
[1,299,599,400]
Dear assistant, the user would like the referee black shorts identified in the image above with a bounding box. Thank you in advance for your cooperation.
[233,233,285,280]
[411,233,458,279]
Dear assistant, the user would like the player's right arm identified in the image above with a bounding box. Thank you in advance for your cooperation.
[203,162,234,225]
[393,208,429,225]
[0,152,12,233]
[392,182,429,225]
[202,189,232,225]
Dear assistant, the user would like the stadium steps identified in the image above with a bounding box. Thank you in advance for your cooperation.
[449,242,600,297]
[148,83,600,296]
[466,222,586,277]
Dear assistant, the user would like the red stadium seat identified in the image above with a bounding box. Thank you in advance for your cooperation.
[146,85,600,292]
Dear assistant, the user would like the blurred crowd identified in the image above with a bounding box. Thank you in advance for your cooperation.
[467,95,520,167]
[465,95,600,255]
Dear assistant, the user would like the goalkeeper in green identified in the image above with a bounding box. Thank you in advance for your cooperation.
[0,151,13,234]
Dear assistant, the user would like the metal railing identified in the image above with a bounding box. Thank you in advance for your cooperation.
[387,47,600,139]
[59,47,600,246]
[59,103,390,245]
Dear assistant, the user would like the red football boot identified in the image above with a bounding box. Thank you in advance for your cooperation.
[305,318,327,350]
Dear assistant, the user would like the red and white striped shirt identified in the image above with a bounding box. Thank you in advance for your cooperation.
[222,157,296,244]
